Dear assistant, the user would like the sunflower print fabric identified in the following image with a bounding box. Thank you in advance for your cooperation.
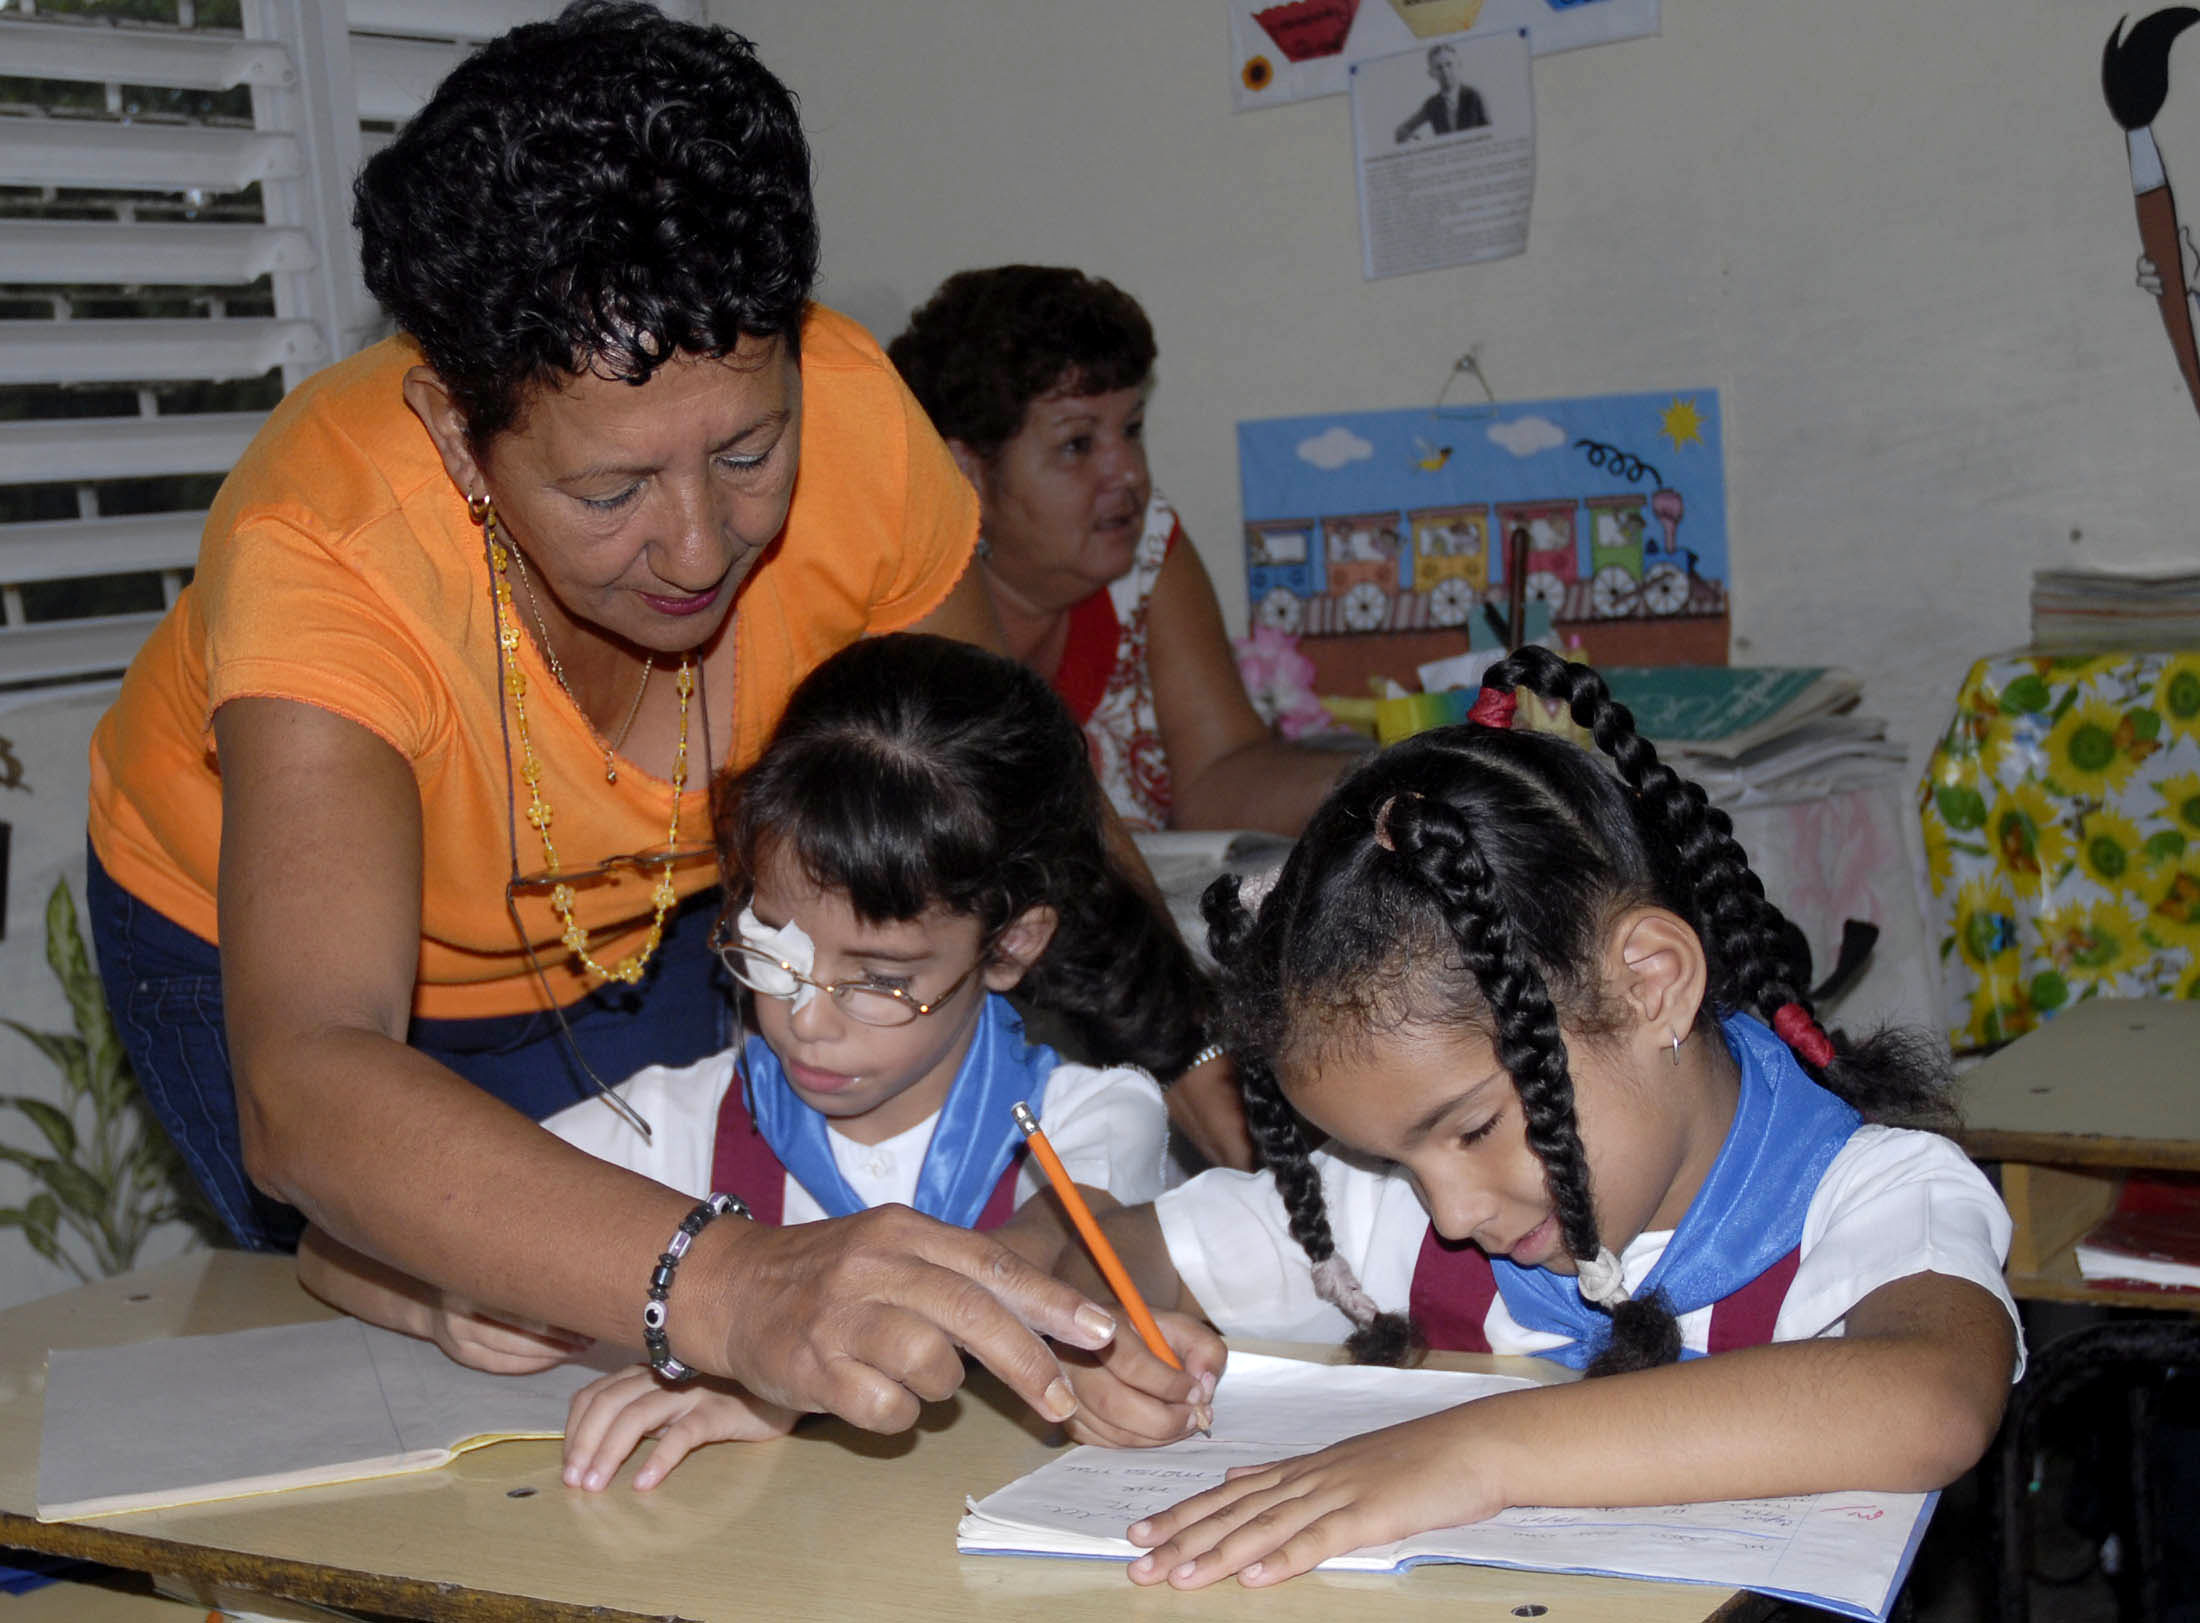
[1921,651,2200,1050]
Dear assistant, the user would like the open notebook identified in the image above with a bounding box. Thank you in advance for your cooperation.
[958,1353,1934,1623]
[38,1317,610,1520]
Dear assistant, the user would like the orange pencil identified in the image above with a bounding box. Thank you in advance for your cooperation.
[1011,1100,1182,1371]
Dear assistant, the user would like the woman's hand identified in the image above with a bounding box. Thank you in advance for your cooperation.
[1060,1311,1223,1448]
[562,1364,798,1491]
[1126,1407,1499,1589]
[700,1203,1118,1433]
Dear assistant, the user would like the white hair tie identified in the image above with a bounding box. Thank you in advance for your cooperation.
[1310,1253,1382,1329]
[1234,859,1285,916]
[1575,1246,1630,1309]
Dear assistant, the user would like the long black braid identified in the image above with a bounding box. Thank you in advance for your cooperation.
[1383,803,1598,1263]
[1501,648,1954,1127]
[1204,648,1950,1379]
[1205,877,1413,1363]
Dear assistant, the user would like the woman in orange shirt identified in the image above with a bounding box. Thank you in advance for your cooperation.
[85,2,1113,1435]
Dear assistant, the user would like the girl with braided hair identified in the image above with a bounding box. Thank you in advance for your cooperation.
[1047,646,2020,1591]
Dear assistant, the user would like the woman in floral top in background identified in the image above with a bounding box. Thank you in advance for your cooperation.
[889,266,1349,836]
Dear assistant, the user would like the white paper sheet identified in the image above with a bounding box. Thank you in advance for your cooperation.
[1351,31,1535,280]
[959,1352,1931,1621]
[39,1318,610,1518]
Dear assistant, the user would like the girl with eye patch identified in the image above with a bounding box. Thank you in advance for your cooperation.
[298,634,1207,1489]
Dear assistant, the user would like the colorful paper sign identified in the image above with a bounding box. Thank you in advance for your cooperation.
[1238,388,1727,670]
[1229,0,1658,111]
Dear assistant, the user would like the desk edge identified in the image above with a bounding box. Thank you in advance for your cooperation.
[0,1509,689,1623]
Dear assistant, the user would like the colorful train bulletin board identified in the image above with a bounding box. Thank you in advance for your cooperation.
[1237,389,1728,690]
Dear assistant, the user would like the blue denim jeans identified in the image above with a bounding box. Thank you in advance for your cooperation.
[84,841,731,1252]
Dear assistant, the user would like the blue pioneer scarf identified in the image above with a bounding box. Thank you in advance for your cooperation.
[1489,1013,1861,1369]
[741,992,1057,1228]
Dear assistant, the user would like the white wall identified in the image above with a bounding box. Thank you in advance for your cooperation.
[726,0,2199,770]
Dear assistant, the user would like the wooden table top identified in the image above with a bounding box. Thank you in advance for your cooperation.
[0,1253,1752,1623]
[1954,998,2200,1170]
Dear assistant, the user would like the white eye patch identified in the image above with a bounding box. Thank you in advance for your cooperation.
[735,905,819,1012]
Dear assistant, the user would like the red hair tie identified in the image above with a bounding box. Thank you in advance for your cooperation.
[1773,1003,1835,1069]
[1466,687,1517,728]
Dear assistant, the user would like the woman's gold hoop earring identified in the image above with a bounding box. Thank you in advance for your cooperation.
[467,491,492,525]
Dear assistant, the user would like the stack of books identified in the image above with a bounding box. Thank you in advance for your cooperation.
[1598,666,1907,809]
[2074,1175,2200,1292]
[2032,567,2200,651]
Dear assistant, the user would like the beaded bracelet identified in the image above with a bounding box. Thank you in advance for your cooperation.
[642,1191,748,1382]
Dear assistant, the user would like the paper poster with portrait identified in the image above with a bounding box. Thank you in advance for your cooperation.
[1229,0,1657,112]
[1352,31,1533,278]
[1238,389,1728,673]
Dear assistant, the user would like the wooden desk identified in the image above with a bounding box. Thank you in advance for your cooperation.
[1954,997,2200,1308]
[0,1253,1754,1623]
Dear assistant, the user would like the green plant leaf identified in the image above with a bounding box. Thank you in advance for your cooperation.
[88,1040,133,1124]
[0,880,211,1278]
[37,1158,110,1224]
[19,1224,63,1271]
[20,1193,82,1280]
[1,1095,77,1158]
[44,883,125,1103]
[0,1020,89,1097]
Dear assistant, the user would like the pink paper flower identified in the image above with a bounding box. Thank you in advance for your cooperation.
[1234,625,1332,740]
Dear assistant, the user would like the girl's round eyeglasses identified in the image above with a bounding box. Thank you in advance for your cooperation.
[706,916,985,1028]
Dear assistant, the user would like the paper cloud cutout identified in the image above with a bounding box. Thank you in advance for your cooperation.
[1297,426,1374,470]
[1486,415,1566,457]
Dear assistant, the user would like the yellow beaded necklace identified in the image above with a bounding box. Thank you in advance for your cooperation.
[488,507,692,986]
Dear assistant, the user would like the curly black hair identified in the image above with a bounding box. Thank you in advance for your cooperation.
[714,634,1208,1080]
[886,266,1156,460]
[1203,646,1954,1373]
[355,0,819,448]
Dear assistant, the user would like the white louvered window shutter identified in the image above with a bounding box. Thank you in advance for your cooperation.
[0,0,697,691]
